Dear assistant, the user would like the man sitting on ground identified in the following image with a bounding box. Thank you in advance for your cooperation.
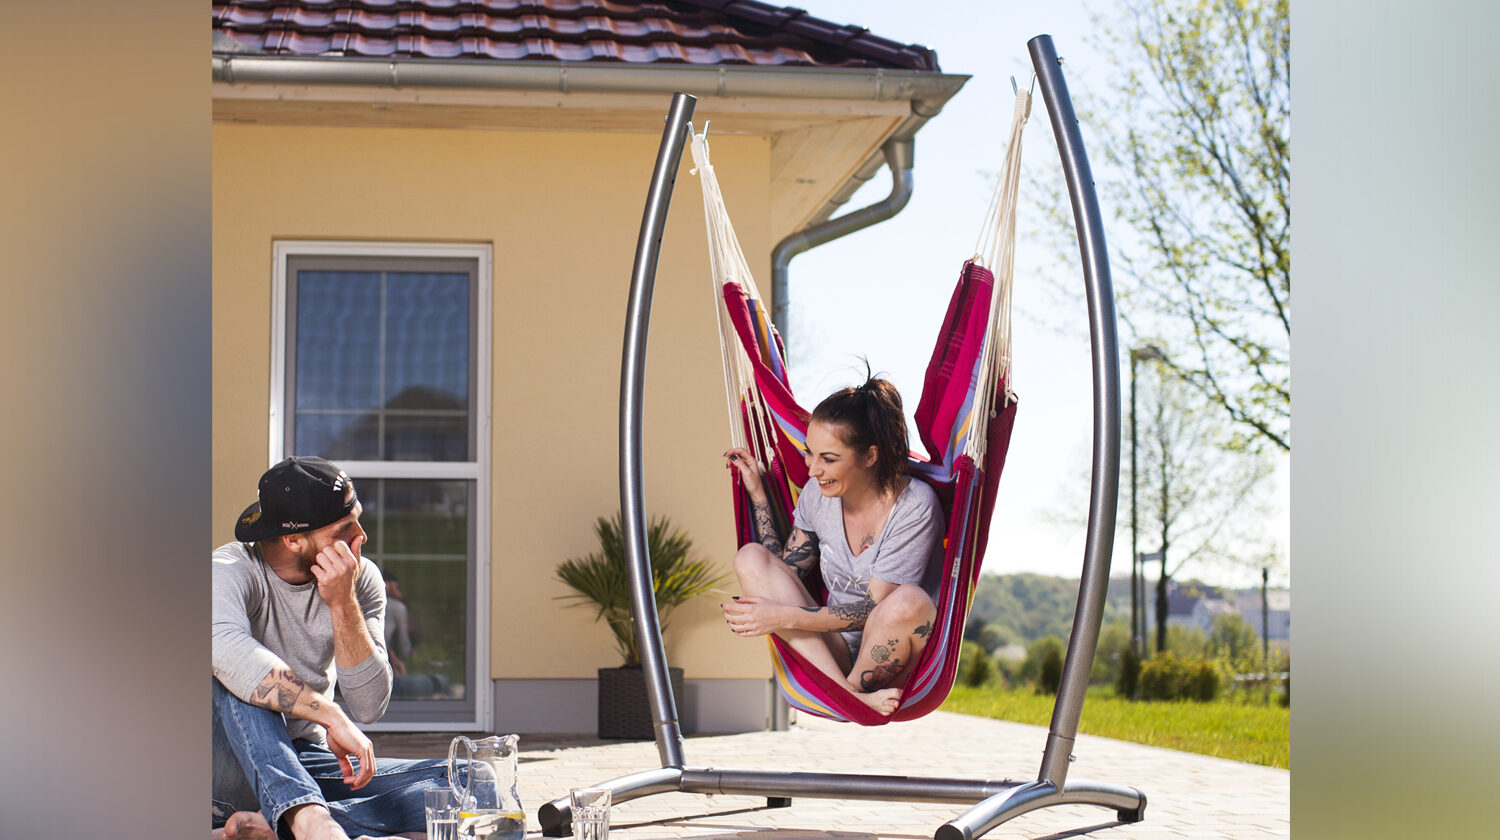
[212,457,448,840]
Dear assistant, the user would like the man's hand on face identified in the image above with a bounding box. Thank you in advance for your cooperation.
[312,533,364,608]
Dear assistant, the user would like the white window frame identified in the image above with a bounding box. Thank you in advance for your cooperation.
[270,239,493,732]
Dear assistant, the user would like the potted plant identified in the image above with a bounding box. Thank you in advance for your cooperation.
[555,513,728,739]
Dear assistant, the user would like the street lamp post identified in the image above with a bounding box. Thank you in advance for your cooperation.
[1129,344,1166,659]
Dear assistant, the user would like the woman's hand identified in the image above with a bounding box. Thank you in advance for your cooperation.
[721,595,789,637]
[724,447,768,503]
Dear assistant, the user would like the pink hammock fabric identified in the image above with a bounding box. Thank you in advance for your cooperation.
[724,259,1017,725]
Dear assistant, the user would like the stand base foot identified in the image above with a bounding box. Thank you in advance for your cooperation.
[1117,790,1147,822]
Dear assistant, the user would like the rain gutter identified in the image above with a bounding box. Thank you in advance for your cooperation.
[210,54,964,106]
[213,54,966,342]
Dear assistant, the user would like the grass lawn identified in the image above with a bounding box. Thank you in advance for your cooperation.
[941,684,1289,770]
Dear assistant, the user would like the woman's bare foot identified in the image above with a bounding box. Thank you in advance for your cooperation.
[222,811,277,840]
[853,686,902,715]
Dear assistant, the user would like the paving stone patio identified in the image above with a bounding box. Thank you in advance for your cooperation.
[372,708,1288,840]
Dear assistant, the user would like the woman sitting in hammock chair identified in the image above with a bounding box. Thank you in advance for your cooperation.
[721,376,946,715]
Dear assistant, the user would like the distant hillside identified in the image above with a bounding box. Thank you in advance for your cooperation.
[965,572,1134,649]
[966,572,1276,652]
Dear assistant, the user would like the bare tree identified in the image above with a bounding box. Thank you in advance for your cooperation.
[1034,0,1290,452]
[1135,360,1277,652]
[1040,354,1278,655]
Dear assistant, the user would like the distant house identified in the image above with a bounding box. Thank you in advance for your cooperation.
[1155,580,1291,641]
[1164,582,1230,636]
[1237,589,1291,641]
[211,0,966,735]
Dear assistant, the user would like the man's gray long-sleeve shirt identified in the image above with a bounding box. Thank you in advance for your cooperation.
[211,541,392,744]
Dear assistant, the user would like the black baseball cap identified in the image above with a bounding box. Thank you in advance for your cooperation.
[235,456,358,542]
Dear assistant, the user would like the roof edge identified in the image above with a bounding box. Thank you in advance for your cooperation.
[211,55,967,112]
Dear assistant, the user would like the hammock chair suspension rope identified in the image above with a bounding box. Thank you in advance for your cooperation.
[688,87,1033,726]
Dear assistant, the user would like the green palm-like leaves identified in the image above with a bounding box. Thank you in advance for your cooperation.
[555,513,729,666]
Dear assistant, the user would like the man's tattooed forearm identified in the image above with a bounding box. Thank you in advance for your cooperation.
[826,595,875,631]
[751,500,784,556]
[255,668,309,713]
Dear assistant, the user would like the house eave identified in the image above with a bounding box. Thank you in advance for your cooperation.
[211,55,968,235]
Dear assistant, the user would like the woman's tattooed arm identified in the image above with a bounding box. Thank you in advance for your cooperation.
[751,498,784,556]
[783,527,820,572]
[825,592,876,630]
[800,590,875,631]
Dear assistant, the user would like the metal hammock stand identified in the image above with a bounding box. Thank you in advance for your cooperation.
[538,35,1146,840]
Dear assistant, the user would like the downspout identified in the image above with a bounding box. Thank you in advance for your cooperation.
[769,136,915,339]
[765,109,929,733]
[766,77,951,343]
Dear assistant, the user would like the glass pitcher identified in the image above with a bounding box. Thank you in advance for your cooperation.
[448,734,524,840]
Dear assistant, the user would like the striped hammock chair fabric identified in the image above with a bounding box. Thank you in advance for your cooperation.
[689,89,1031,724]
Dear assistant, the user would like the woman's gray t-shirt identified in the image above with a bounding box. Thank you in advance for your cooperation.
[791,476,945,656]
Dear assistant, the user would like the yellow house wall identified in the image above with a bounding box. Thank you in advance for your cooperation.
[212,123,773,683]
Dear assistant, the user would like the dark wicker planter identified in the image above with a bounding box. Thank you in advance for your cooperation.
[597,666,683,740]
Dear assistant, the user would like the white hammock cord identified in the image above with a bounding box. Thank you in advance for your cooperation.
[692,128,782,473]
[692,89,1029,472]
[964,89,1030,463]
[974,91,1033,268]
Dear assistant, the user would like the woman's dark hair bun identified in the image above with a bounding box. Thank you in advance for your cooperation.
[810,368,908,495]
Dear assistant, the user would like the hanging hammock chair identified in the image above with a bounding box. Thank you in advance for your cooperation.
[688,89,1032,725]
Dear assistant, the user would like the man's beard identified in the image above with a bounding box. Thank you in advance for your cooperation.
[295,544,320,580]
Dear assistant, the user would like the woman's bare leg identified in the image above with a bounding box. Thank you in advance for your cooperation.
[844,584,938,714]
[731,543,852,676]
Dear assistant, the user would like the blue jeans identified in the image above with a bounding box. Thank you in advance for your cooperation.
[212,679,450,838]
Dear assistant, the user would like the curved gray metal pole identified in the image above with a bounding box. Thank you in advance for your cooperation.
[620,91,696,771]
[1028,34,1122,788]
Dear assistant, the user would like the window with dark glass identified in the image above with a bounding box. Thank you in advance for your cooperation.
[283,252,481,724]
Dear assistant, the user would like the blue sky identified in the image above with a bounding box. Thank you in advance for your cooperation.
[775,1,1290,588]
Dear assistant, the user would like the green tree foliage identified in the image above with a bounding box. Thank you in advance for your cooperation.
[1091,620,1132,686]
[968,573,1119,647]
[963,616,1012,654]
[957,640,997,688]
[1139,651,1221,702]
[1159,624,1208,660]
[1207,611,1260,665]
[1097,0,1291,452]
[1038,646,1063,695]
[1019,635,1065,686]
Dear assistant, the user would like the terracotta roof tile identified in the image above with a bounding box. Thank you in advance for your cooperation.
[212,0,940,71]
